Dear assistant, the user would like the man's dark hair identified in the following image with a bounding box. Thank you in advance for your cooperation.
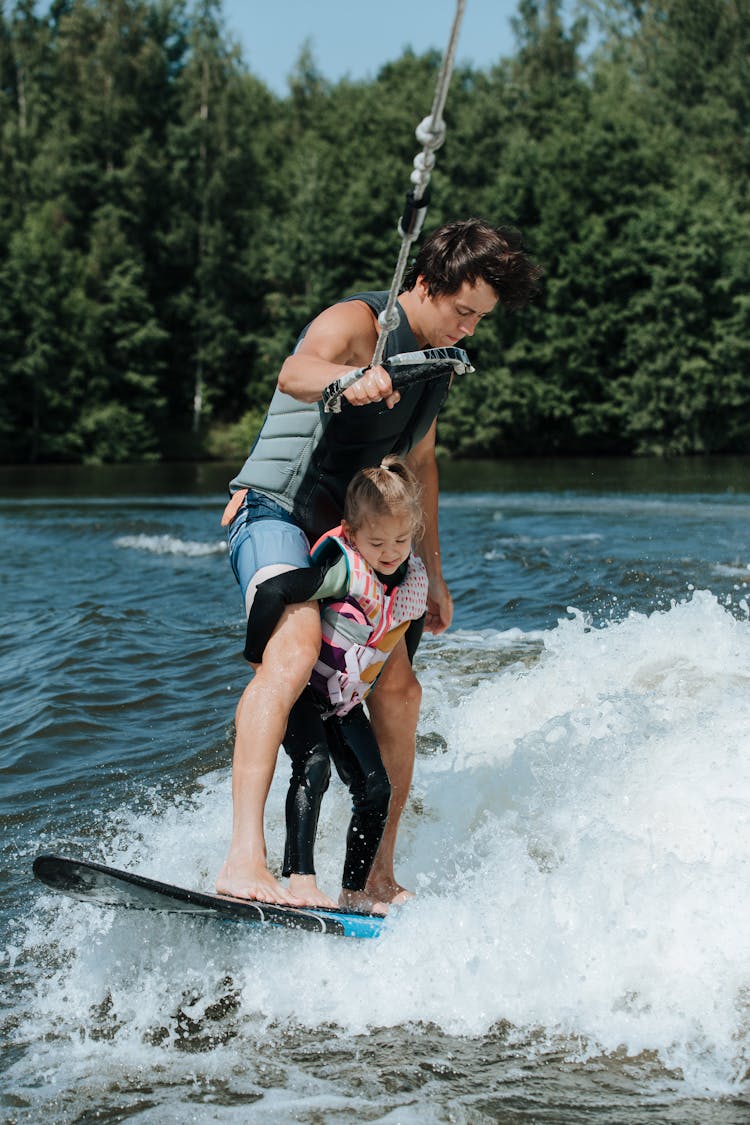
[403,218,543,310]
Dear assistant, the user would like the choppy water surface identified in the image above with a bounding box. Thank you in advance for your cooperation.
[2,458,750,1124]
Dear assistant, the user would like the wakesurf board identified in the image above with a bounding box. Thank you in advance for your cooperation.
[32,853,385,940]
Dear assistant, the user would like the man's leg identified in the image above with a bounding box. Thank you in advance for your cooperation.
[216,599,321,903]
[363,639,421,905]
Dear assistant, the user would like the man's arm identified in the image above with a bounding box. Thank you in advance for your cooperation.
[277,300,401,409]
[406,420,453,634]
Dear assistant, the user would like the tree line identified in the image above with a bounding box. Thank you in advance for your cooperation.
[1,0,749,464]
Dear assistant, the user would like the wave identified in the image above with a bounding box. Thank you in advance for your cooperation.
[714,562,750,581]
[6,590,750,1111]
[114,533,227,557]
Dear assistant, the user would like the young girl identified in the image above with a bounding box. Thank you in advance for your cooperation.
[243,457,428,914]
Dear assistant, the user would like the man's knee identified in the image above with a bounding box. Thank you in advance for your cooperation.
[372,667,422,711]
[259,604,321,690]
[370,638,422,708]
[280,637,320,687]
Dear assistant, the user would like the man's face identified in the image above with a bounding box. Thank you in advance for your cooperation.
[419,277,498,347]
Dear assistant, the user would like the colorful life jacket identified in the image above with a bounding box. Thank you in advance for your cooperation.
[309,526,429,716]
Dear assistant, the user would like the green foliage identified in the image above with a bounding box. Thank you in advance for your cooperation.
[78,402,160,464]
[1,0,749,464]
[0,199,87,460]
[203,407,266,460]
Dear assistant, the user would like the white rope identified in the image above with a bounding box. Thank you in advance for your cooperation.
[370,0,468,369]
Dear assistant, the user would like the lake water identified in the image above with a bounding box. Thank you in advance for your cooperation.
[2,457,750,1124]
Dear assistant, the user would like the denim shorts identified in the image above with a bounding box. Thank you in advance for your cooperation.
[226,489,311,608]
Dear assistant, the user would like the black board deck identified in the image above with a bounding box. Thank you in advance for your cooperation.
[33,854,385,940]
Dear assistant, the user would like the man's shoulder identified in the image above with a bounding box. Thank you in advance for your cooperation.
[299,297,380,361]
[342,291,421,357]
[339,290,389,312]
[311,294,383,332]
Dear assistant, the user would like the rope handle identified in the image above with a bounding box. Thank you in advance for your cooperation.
[322,347,474,414]
[321,366,372,414]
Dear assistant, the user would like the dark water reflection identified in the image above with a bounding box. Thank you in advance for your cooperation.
[2,454,750,498]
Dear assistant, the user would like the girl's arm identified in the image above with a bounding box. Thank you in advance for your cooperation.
[243,556,347,663]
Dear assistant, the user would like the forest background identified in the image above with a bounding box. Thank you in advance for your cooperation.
[1,0,749,466]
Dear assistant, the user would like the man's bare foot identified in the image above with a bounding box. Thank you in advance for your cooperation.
[339,888,389,915]
[288,874,337,909]
[365,875,415,907]
[216,855,301,905]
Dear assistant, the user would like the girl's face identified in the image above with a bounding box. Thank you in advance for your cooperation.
[343,510,414,575]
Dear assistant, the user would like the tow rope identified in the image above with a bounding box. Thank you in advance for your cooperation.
[324,0,470,413]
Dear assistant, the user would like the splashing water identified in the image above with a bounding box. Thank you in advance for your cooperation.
[5,591,750,1120]
[3,465,750,1121]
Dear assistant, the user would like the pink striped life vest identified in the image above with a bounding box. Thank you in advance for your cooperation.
[309,526,429,716]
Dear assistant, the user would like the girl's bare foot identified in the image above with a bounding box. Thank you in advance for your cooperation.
[288,873,337,909]
[339,888,389,915]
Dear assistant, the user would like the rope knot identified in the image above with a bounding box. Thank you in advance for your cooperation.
[378,308,401,333]
[410,151,436,190]
[415,115,446,151]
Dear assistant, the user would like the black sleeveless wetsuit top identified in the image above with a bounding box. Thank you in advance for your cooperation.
[229,291,452,543]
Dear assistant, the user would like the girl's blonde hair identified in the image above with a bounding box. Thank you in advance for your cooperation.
[343,456,423,539]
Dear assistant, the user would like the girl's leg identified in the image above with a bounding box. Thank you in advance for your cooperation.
[282,689,337,908]
[329,707,391,912]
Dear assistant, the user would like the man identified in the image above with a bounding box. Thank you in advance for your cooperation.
[217,217,542,907]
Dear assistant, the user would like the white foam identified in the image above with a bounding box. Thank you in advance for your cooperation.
[114,533,227,557]
[426,625,547,649]
[714,562,750,581]
[7,590,750,1102]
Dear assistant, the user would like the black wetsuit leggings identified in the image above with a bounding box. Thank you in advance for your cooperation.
[282,688,391,892]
